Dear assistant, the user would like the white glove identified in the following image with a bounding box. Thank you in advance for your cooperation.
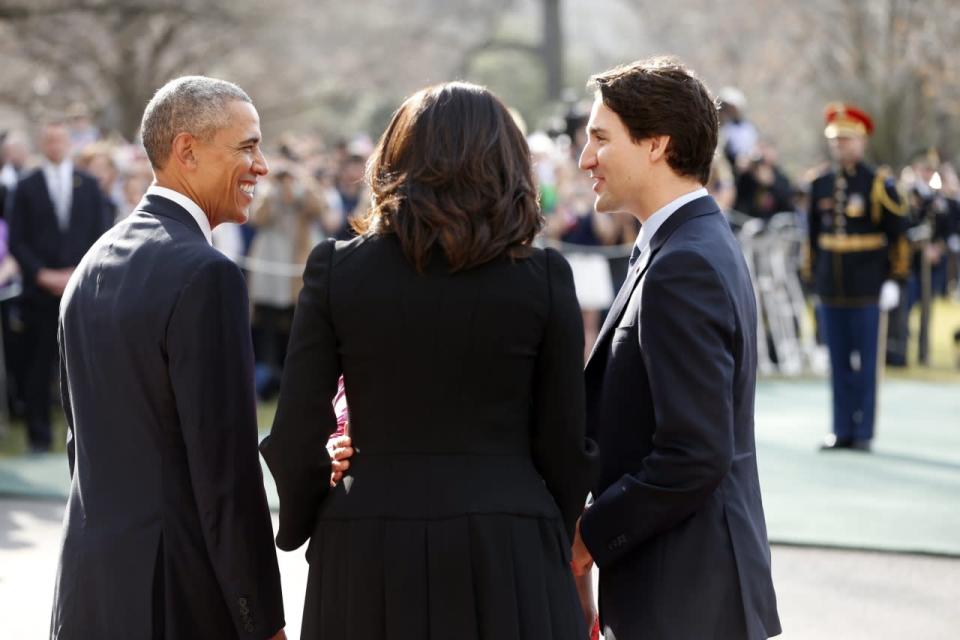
[879,280,900,312]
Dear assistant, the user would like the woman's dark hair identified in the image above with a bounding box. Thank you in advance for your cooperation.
[352,82,541,272]
[590,56,719,185]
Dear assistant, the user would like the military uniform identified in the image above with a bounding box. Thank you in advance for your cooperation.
[907,181,957,301]
[803,104,909,449]
[887,176,959,365]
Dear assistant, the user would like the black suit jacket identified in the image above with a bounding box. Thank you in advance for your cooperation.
[52,194,284,639]
[581,196,781,639]
[9,167,110,305]
[261,235,598,550]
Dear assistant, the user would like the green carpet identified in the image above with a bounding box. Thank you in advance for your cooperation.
[754,379,960,556]
[1,379,958,555]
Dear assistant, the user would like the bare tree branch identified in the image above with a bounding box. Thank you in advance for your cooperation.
[0,1,230,22]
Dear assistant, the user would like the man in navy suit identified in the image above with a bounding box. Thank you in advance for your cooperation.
[570,57,781,639]
[8,120,110,452]
[52,76,287,639]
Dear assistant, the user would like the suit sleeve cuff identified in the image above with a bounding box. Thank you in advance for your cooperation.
[579,485,632,569]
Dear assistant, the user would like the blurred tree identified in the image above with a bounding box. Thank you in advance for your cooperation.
[10,0,954,171]
[0,0,519,141]
[543,0,563,101]
[247,0,516,135]
[800,0,960,167]
[469,48,549,126]
[460,0,565,103]
[0,0,263,139]
[621,0,960,170]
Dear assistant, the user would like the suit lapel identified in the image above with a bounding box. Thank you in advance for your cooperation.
[584,241,653,368]
[584,195,721,371]
[39,171,56,214]
[34,172,61,234]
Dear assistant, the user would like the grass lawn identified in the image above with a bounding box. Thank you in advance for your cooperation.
[888,298,960,382]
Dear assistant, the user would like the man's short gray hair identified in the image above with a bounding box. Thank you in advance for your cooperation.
[140,76,252,169]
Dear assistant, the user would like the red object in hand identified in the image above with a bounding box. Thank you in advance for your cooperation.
[333,376,349,436]
[590,618,600,640]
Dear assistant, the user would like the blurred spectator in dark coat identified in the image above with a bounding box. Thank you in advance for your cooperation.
[330,153,368,240]
[735,141,794,218]
[8,120,110,452]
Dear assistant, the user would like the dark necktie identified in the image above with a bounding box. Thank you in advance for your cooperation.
[629,243,642,269]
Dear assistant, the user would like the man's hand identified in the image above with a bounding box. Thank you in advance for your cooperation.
[571,516,594,577]
[268,629,287,640]
[574,571,598,635]
[36,268,73,296]
[326,432,354,487]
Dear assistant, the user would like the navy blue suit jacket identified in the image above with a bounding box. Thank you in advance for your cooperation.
[9,167,110,305]
[581,196,780,639]
[53,195,284,639]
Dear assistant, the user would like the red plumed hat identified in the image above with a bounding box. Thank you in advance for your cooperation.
[823,102,874,138]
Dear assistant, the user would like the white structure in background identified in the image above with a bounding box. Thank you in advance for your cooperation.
[736,212,828,377]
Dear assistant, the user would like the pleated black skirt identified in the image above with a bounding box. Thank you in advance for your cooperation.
[301,513,586,640]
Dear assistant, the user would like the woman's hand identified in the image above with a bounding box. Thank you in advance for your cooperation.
[326,432,354,487]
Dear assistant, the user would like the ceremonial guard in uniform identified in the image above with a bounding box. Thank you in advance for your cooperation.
[895,150,959,363]
[803,103,909,451]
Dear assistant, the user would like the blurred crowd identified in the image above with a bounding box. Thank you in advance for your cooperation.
[1,91,959,452]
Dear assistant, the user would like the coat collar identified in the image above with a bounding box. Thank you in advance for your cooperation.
[137,193,208,242]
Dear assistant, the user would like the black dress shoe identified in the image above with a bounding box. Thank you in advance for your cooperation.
[819,435,853,451]
[850,439,872,452]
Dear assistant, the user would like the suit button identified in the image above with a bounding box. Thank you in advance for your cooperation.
[608,533,628,550]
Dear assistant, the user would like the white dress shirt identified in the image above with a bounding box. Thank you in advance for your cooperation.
[42,160,73,231]
[145,185,212,245]
[0,163,19,190]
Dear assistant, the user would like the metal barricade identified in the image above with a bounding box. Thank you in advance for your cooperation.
[735,211,824,376]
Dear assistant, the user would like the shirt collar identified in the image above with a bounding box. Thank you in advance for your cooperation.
[43,159,72,176]
[146,185,213,245]
[634,187,708,255]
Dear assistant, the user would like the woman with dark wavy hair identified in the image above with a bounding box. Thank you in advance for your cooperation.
[261,82,597,639]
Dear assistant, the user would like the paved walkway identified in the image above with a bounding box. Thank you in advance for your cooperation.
[2,499,957,639]
[2,378,959,636]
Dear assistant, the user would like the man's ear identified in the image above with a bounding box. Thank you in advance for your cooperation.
[648,135,670,163]
[170,132,198,171]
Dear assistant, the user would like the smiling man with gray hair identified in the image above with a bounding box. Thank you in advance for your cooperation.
[51,76,286,640]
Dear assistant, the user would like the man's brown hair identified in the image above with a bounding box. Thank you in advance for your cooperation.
[353,82,541,272]
[590,56,718,184]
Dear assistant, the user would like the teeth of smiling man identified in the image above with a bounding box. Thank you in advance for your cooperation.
[239,183,255,196]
